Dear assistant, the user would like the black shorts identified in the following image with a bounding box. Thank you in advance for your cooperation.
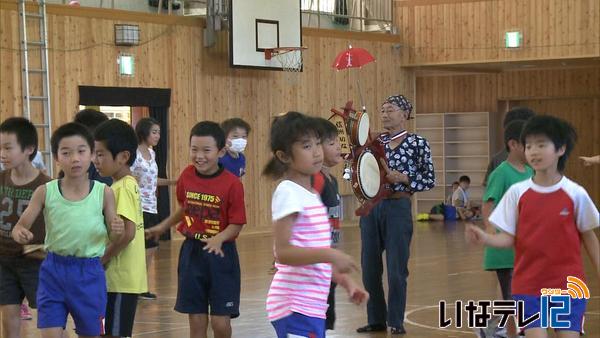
[0,256,41,307]
[174,239,241,318]
[105,292,139,337]
[143,212,160,249]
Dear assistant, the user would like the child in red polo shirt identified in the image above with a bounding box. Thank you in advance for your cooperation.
[146,121,246,338]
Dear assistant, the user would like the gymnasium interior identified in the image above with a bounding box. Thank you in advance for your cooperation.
[0,0,598,337]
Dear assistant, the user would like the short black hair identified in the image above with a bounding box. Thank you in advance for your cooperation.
[94,119,138,166]
[51,122,94,157]
[0,117,38,161]
[504,119,527,152]
[459,175,470,184]
[521,115,577,172]
[135,117,160,144]
[74,109,109,132]
[190,121,225,150]
[314,117,338,141]
[262,112,321,179]
[221,118,251,136]
[503,107,535,127]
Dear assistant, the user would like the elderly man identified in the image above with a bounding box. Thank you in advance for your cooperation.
[357,95,435,335]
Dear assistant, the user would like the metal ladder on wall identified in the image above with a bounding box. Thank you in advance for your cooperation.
[17,0,53,177]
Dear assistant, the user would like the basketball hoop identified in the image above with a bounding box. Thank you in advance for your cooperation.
[264,46,307,73]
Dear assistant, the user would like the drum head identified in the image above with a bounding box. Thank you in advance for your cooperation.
[358,151,380,199]
[357,113,370,146]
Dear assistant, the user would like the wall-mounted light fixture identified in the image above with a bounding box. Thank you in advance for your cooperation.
[505,31,522,48]
[114,24,140,46]
[118,53,135,76]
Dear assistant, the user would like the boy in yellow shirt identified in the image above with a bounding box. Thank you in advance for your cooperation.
[94,119,147,338]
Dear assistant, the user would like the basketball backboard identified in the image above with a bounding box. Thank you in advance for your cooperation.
[230,0,302,70]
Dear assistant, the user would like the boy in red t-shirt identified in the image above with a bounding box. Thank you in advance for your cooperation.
[467,115,599,337]
[146,121,246,338]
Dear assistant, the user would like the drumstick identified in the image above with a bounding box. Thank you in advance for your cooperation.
[330,108,346,119]
[379,157,399,184]
[379,157,392,175]
[379,158,409,185]
[330,108,359,121]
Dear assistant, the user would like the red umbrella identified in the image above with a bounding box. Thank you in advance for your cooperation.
[332,45,376,70]
[332,45,376,110]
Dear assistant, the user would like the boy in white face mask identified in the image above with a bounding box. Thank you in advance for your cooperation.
[219,118,251,177]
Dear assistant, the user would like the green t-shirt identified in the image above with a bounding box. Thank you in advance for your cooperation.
[482,161,533,270]
[105,176,148,294]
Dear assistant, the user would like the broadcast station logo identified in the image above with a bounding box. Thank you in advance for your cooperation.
[438,276,590,330]
[548,276,590,299]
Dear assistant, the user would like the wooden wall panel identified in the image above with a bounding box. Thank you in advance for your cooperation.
[415,66,600,204]
[514,98,600,204]
[416,74,498,112]
[497,67,600,99]
[395,0,600,65]
[417,67,600,113]
[0,2,413,234]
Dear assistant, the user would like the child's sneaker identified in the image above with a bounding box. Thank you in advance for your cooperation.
[416,213,430,221]
[139,292,157,300]
[20,304,33,320]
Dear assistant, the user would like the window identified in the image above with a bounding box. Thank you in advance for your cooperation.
[301,0,335,13]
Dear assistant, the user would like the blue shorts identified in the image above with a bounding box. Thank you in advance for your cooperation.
[37,252,107,336]
[174,239,241,318]
[513,294,586,333]
[272,312,326,338]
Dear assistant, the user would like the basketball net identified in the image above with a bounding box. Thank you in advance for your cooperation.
[266,47,306,85]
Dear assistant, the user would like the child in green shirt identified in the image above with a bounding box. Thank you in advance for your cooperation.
[481,119,533,337]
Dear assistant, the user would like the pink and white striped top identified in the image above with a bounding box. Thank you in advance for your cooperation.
[267,180,333,322]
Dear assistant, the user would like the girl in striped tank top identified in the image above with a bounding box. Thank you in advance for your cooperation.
[263,112,368,338]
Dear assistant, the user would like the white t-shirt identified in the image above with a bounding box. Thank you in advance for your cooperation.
[130,148,158,214]
[266,180,332,321]
[452,186,469,208]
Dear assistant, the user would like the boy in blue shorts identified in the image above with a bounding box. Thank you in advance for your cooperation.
[467,115,599,338]
[56,108,113,185]
[12,122,124,338]
[93,119,147,338]
[0,117,51,338]
[147,121,246,338]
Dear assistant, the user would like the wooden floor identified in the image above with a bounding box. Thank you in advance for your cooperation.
[17,221,600,338]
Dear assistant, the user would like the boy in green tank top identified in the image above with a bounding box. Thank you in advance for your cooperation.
[11,122,124,338]
[480,119,533,338]
[93,119,147,338]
